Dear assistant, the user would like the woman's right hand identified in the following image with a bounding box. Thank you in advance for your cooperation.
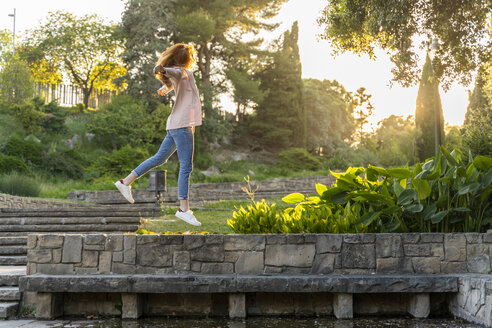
[157,86,167,96]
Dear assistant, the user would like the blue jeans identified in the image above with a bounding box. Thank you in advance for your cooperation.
[132,127,194,200]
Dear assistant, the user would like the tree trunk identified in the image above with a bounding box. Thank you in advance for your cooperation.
[82,88,90,109]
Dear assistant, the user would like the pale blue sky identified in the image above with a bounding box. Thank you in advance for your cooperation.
[1,0,471,127]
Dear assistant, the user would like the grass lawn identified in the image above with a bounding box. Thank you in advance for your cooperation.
[139,197,291,234]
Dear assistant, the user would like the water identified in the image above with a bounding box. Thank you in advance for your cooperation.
[12,317,482,328]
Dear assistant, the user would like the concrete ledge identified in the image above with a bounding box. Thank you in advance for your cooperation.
[20,274,459,294]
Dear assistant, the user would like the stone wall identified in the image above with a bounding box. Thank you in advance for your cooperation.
[0,193,81,209]
[26,232,492,276]
[67,176,336,204]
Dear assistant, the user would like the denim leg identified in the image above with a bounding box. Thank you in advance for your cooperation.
[132,133,176,178]
[169,128,194,200]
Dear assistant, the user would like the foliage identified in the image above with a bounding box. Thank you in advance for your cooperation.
[303,79,354,155]
[251,22,306,149]
[0,57,34,105]
[415,54,444,161]
[229,148,492,233]
[2,136,43,165]
[0,155,30,175]
[0,172,40,197]
[24,11,126,108]
[87,95,154,150]
[40,149,84,179]
[89,144,150,178]
[462,66,492,157]
[317,0,492,89]
[278,148,321,171]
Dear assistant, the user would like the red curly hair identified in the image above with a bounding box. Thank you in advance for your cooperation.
[154,43,197,88]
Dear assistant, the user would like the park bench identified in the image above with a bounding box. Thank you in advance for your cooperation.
[19,273,459,319]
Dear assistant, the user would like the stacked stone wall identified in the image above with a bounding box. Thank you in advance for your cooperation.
[26,232,492,276]
[0,193,82,209]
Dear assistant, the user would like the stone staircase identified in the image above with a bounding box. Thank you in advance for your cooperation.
[0,205,160,266]
[0,266,25,318]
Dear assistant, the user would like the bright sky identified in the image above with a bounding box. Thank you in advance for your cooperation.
[0,0,471,127]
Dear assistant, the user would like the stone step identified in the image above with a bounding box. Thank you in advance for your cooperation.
[0,256,27,266]
[0,287,21,301]
[0,237,27,246]
[0,217,143,225]
[0,210,159,218]
[0,224,139,233]
[0,267,25,286]
[0,302,18,318]
[0,231,131,237]
[0,246,26,256]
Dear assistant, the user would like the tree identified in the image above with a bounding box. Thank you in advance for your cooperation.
[352,87,374,145]
[0,57,34,106]
[462,66,492,156]
[415,54,444,161]
[317,0,492,89]
[24,11,126,109]
[250,22,306,150]
[303,78,354,155]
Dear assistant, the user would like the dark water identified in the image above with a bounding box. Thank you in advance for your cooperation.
[48,317,484,328]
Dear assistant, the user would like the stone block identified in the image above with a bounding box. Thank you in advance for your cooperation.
[343,234,375,243]
[113,251,123,263]
[225,235,265,251]
[333,293,353,319]
[159,235,183,245]
[420,233,444,243]
[37,263,74,274]
[430,244,444,260]
[137,245,172,267]
[201,262,233,274]
[190,245,225,262]
[191,262,201,272]
[28,249,52,263]
[484,231,492,243]
[311,253,336,274]
[441,261,468,273]
[229,293,246,318]
[206,234,224,245]
[124,235,137,250]
[26,263,37,275]
[38,235,64,248]
[225,251,242,263]
[99,251,112,274]
[122,293,142,319]
[465,233,482,243]
[106,235,123,251]
[183,235,205,250]
[27,235,37,249]
[173,251,191,271]
[407,293,430,318]
[265,244,315,267]
[84,244,105,251]
[341,244,375,269]
[82,251,98,267]
[62,235,82,263]
[316,235,343,254]
[113,262,137,274]
[124,248,136,265]
[52,249,62,263]
[376,235,402,258]
[235,252,263,274]
[445,234,467,262]
[74,267,98,274]
[402,234,421,244]
[404,244,431,257]
[84,234,106,245]
[468,255,491,274]
[376,258,400,273]
[36,292,63,319]
[468,243,488,258]
[412,257,440,274]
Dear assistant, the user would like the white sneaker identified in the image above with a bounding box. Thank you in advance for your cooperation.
[175,209,201,226]
[115,180,135,204]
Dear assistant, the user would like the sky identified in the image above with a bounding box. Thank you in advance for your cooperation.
[0,0,472,127]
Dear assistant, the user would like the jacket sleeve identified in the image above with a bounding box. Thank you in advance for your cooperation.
[163,67,182,81]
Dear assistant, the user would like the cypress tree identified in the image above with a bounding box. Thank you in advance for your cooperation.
[462,66,492,156]
[415,54,444,161]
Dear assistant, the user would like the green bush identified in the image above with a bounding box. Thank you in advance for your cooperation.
[2,136,43,165]
[89,144,150,178]
[228,147,492,233]
[41,151,84,179]
[0,173,40,197]
[278,148,321,171]
[0,154,30,174]
[194,152,214,170]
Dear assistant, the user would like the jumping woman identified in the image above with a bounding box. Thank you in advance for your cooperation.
[115,43,202,226]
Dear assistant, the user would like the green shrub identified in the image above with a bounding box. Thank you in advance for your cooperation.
[278,148,321,171]
[89,144,150,178]
[0,154,30,174]
[41,151,84,179]
[194,152,214,170]
[0,173,40,197]
[2,136,43,165]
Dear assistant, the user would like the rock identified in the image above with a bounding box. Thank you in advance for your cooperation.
[317,235,343,254]
[200,166,220,177]
[62,235,82,263]
[224,235,265,251]
[445,234,466,262]
[341,244,375,269]
[376,235,402,258]
[248,170,255,176]
[235,252,263,274]
[265,244,315,267]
